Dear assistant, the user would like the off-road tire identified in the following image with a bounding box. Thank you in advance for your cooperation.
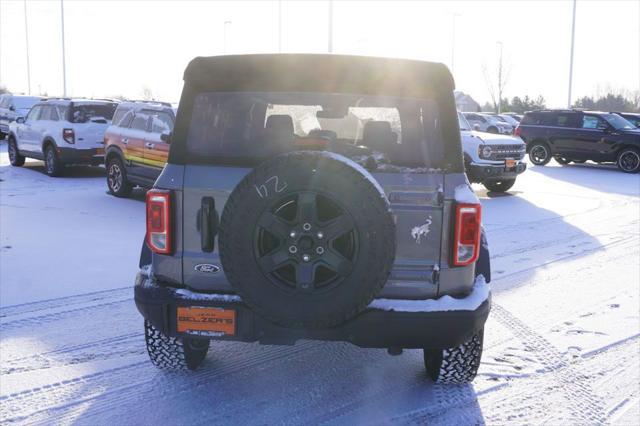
[424,329,484,384]
[44,144,63,177]
[0,131,5,140]
[144,321,209,370]
[483,178,515,193]
[528,141,551,166]
[617,147,640,174]
[106,155,133,197]
[554,156,571,165]
[8,137,25,167]
[219,151,396,329]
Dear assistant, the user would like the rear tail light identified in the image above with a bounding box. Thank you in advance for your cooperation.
[452,203,481,266]
[63,128,75,144]
[514,126,521,137]
[146,190,172,255]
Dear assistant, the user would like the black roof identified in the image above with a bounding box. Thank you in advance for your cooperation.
[183,54,454,98]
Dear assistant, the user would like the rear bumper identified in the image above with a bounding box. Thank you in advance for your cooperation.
[57,147,104,165]
[467,162,526,182]
[134,271,491,350]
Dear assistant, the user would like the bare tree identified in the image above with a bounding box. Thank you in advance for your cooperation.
[482,44,511,113]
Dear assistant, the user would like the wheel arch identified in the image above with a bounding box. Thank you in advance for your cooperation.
[42,137,58,153]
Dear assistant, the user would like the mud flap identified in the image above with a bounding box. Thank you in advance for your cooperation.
[475,227,491,283]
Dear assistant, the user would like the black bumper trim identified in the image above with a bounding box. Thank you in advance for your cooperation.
[134,275,491,350]
[57,147,104,165]
[467,162,526,182]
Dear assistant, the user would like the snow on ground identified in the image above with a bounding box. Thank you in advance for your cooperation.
[1,141,639,425]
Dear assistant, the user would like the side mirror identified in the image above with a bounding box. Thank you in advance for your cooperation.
[9,105,15,111]
[16,117,25,124]
[160,132,172,143]
[473,124,481,131]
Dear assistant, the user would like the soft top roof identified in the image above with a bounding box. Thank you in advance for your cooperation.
[184,54,454,98]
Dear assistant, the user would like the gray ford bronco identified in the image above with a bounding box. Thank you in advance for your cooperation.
[135,54,491,384]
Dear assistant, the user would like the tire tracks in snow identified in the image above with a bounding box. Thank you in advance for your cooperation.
[490,303,608,424]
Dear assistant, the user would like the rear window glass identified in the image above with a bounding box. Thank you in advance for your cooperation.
[12,97,41,110]
[112,107,130,127]
[186,92,443,169]
[70,103,117,123]
[148,110,174,134]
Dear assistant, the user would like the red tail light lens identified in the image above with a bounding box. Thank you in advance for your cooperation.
[63,128,75,144]
[146,190,172,255]
[514,126,521,137]
[452,203,481,266]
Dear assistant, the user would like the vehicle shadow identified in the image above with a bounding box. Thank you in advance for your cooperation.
[18,162,106,178]
[69,341,486,425]
[528,162,640,196]
[472,184,604,290]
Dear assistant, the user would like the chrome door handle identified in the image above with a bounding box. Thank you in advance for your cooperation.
[122,138,129,144]
[145,142,155,149]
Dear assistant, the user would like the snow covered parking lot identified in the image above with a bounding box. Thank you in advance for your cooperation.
[1,141,638,425]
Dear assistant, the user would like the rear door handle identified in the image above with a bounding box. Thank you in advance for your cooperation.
[145,142,155,149]
[199,197,218,252]
[122,138,129,144]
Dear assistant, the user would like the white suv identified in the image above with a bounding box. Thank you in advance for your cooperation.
[7,99,118,176]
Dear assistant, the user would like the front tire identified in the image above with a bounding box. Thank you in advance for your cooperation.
[528,142,551,166]
[483,178,515,193]
[144,321,209,370]
[106,156,133,197]
[424,330,484,384]
[617,147,640,174]
[8,137,25,167]
[44,145,63,177]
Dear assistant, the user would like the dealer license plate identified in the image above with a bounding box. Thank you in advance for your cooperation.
[177,306,236,336]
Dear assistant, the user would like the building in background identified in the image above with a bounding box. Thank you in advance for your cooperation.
[454,91,481,112]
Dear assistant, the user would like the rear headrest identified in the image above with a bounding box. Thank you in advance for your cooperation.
[265,114,294,134]
[362,121,398,150]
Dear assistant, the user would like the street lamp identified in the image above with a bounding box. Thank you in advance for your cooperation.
[451,13,461,75]
[328,0,333,53]
[61,0,67,97]
[567,0,577,108]
[496,41,503,113]
[23,0,31,94]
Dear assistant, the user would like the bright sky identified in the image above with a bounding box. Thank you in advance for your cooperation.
[0,0,638,108]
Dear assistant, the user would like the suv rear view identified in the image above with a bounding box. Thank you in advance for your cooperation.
[135,54,491,384]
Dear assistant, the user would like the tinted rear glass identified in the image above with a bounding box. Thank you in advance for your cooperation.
[186,92,443,169]
[70,103,117,123]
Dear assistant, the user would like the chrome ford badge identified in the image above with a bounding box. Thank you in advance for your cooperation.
[194,264,220,274]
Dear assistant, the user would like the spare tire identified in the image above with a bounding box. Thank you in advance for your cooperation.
[219,151,396,329]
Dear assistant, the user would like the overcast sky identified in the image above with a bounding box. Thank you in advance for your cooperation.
[0,0,638,108]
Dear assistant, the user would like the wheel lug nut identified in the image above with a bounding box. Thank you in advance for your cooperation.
[290,231,297,238]
[303,223,312,231]
[289,245,298,254]
[316,247,324,255]
[302,254,310,262]
[317,232,324,239]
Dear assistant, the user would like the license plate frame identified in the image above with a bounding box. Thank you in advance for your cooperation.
[177,306,236,336]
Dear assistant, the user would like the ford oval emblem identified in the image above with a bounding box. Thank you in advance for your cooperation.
[194,264,220,274]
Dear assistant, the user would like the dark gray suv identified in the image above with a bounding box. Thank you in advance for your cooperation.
[135,54,491,384]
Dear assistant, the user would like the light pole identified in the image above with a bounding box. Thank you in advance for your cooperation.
[496,41,503,113]
[278,0,282,53]
[23,0,31,94]
[223,20,232,54]
[567,0,577,108]
[328,0,333,53]
[60,0,67,97]
[451,13,461,75]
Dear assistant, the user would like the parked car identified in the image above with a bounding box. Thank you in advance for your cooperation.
[104,101,176,196]
[135,54,491,384]
[502,112,523,123]
[516,109,640,173]
[458,112,526,192]
[7,98,117,176]
[491,113,520,129]
[0,94,44,139]
[463,112,513,134]
[612,112,640,128]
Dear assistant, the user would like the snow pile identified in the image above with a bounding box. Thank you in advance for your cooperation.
[368,275,489,313]
[174,288,242,303]
[454,183,479,204]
